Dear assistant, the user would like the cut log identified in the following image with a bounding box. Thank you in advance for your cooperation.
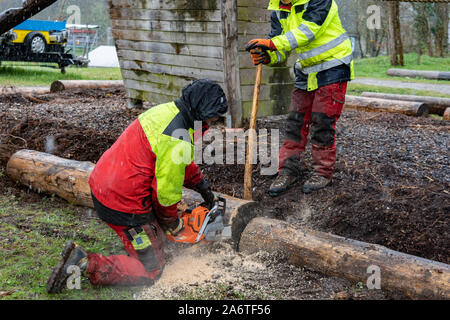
[361,92,450,115]
[6,149,259,247]
[444,108,450,121]
[240,217,450,300]
[344,95,428,116]
[1,86,50,95]
[387,68,450,81]
[50,80,124,93]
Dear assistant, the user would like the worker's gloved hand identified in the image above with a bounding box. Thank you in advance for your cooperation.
[166,218,184,236]
[195,178,217,210]
[249,49,270,65]
[245,39,277,52]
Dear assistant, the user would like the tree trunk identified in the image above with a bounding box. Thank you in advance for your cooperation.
[239,217,450,300]
[387,2,404,66]
[6,149,260,248]
[344,95,428,117]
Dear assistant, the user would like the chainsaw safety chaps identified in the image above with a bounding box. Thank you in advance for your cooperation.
[87,221,165,286]
[279,82,347,178]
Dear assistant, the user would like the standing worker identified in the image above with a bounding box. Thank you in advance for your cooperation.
[246,0,354,196]
[47,79,227,293]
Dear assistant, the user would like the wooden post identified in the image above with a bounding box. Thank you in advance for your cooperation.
[243,63,262,200]
[221,0,242,128]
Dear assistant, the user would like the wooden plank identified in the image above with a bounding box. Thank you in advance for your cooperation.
[111,19,222,34]
[126,88,177,104]
[237,6,271,22]
[240,83,293,101]
[123,78,186,97]
[109,0,220,10]
[115,40,223,59]
[221,0,243,128]
[117,49,224,71]
[237,0,267,8]
[121,69,194,88]
[239,66,294,86]
[241,99,291,118]
[237,21,270,35]
[109,8,221,22]
[111,29,222,46]
[119,60,225,83]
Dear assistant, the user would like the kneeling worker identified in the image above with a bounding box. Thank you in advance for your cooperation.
[47,79,227,293]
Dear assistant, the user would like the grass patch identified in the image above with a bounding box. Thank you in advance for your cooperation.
[0,193,142,300]
[0,62,122,87]
[347,82,450,99]
[354,53,450,83]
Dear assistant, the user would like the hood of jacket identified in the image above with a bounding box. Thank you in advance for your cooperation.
[174,79,228,129]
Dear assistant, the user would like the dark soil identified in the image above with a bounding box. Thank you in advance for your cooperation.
[0,87,448,267]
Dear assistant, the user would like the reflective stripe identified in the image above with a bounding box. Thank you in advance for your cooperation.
[285,31,298,50]
[298,24,315,42]
[298,32,349,61]
[296,54,353,74]
[276,51,282,63]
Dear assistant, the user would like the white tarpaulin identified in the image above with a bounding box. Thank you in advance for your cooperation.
[87,45,120,68]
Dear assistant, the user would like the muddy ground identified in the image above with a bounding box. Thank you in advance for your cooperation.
[0,87,448,299]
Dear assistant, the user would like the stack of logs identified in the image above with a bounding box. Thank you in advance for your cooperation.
[6,149,450,300]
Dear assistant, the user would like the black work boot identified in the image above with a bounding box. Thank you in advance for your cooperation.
[268,174,298,197]
[47,240,88,294]
[302,173,331,194]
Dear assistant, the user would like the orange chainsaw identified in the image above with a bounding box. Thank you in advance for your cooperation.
[166,197,231,244]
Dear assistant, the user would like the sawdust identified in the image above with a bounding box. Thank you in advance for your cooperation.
[137,240,388,300]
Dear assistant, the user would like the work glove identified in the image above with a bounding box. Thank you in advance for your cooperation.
[195,179,217,210]
[166,217,184,236]
[249,49,270,65]
[245,39,277,53]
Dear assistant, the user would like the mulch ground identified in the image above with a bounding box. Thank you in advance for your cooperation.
[0,87,448,265]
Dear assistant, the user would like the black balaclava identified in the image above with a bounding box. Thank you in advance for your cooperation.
[175,79,228,128]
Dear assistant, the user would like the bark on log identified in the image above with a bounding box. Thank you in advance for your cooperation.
[361,92,450,115]
[50,80,124,93]
[387,68,450,81]
[444,108,450,121]
[6,149,259,247]
[344,95,428,116]
[240,217,450,300]
[1,86,50,96]
[0,0,57,35]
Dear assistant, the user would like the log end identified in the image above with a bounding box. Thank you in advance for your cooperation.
[50,80,65,93]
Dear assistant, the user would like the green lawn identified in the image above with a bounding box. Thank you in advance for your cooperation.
[0,189,138,300]
[354,53,450,83]
[0,62,122,87]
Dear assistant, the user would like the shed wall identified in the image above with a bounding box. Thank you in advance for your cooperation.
[108,0,295,119]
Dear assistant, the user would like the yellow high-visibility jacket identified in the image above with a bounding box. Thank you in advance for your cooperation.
[267,0,354,91]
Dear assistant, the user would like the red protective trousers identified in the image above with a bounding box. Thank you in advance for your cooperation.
[87,220,165,286]
[278,82,347,179]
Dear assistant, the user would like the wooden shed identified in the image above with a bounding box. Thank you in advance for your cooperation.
[108,0,296,127]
